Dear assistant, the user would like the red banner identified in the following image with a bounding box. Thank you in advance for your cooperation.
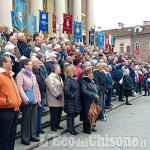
[105,33,109,49]
[53,14,56,33]
[62,13,72,34]
[136,48,139,55]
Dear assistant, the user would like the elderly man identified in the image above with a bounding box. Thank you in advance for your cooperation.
[2,25,9,42]
[45,44,53,60]
[32,58,45,136]
[31,37,43,51]
[45,53,57,75]
[41,38,49,54]
[0,54,22,150]
[17,33,28,56]
[63,56,73,73]
[6,36,21,59]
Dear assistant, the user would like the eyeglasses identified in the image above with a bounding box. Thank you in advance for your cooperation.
[28,63,33,66]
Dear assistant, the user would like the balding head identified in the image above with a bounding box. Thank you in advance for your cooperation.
[9,36,18,45]
[18,33,26,41]
[3,25,9,32]
[31,58,41,70]
[96,62,103,70]
[35,37,43,46]
[66,56,72,64]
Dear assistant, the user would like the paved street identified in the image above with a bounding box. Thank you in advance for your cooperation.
[35,96,150,150]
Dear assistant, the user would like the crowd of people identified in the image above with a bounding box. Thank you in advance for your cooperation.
[0,24,150,149]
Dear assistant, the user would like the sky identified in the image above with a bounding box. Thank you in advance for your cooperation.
[94,0,150,30]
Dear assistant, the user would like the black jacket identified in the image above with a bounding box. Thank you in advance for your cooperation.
[93,69,106,94]
[32,68,45,98]
[123,75,133,90]
[17,40,28,56]
[80,76,99,122]
[64,77,82,114]
[45,60,56,75]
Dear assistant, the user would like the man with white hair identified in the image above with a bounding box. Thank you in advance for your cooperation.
[6,36,21,59]
[41,38,49,54]
[32,47,41,58]
[31,37,43,52]
[45,44,53,60]
[92,52,99,61]
[17,33,28,55]
[2,25,9,42]
[45,53,57,75]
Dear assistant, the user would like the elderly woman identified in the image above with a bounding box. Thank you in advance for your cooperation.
[15,59,41,145]
[46,64,64,131]
[4,44,20,76]
[74,58,82,80]
[64,65,82,135]
[81,67,99,134]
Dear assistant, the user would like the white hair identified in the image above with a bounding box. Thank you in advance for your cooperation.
[49,52,56,58]
[5,44,15,52]
[33,47,40,52]
[135,65,139,70]
[18,33,24,40]
[31,57,39,63]
[75,49,80,53]
[47,44,52,49]
[93,52,98,56]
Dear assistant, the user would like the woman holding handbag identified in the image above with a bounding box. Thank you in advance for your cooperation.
[16,59,41,145]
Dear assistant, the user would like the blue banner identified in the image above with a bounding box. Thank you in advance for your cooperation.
[74,22,82,42]
[111,35,114,45]
[39,10,49,34]
[28,14,37,34]
[11,11,20,31]
[90,28,95,41]
[97,32,104,48]
[15,0,26,31]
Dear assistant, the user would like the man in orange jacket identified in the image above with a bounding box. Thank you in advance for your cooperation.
[0,54,22,150]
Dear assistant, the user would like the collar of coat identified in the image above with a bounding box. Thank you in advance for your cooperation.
[0,68,14,77]
[82,76,96,83]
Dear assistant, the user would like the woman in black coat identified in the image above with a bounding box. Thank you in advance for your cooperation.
[123,69,133,105]
[64,65,82,135]
[81,67,99,134]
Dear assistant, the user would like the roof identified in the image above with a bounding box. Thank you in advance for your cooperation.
[100,25,150,37]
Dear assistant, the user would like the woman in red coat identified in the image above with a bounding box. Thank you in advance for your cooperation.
[74,58,83,80]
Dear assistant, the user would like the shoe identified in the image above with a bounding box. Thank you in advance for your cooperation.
[40,130,45,134]
[36,132,39,137]
[51,127,57,131]
[93,124,96,127]
[21,139,30,145]
[105,106,110,109]
[110,104,113,106]
[67,130,76,136]
[30,137,40,142]
[143,94,147,96]
[119,99,124,102]
[56,126,64,129]
[83,131,91,134]
[126,102,132,105]
[92,128,97,132]
[73,129,79,134]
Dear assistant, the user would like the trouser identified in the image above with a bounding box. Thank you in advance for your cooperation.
[106,88,112,107]
[67,113,75,132]
[37,98,44,133]
[144,87,149,96]
[83,121,91,132]
[134,81,138,93]
[21,104,38,141]
[0,108,19,150]
[117,83,123,101]
[136,82,142,94]
[50,107,62,129]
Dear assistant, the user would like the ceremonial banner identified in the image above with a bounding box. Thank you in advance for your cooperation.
[53,14,56,33]
[111,35,114,45]
[39,10,49,34]
[11,11,20,31]
[127,46,130,56]
[97,32,104,48]
[105,33,109,49]
[74,22,82,42]
[28,14,37,34]
[15,0,26,31]
[90,28,95,45]
[136,48,139,55]
[63,13,72,34]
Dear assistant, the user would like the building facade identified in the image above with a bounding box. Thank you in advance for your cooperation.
[0,0,95,43]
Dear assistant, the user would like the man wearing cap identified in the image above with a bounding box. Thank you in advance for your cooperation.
[0,54,22,150]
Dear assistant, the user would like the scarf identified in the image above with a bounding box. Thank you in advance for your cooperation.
[24,68,33,78]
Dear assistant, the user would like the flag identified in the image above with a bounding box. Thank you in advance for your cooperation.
[90,28,95,45]
[109,35,111,45]
[39,10,49,34]
[63,13,72,34]
[15,0,26,31]
[74,22,82,42]
[53,14,56,33]
[111,35,114,45]
[105,33,109,49]
[127,46,130,56]
[28,14,37,34]
[97,32,104,48]
[11,11,20,31]
[136,48,139,55]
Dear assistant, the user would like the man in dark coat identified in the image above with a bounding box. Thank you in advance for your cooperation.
[32,58,45,136]
[93,63,106,121]
[17,33,28,56]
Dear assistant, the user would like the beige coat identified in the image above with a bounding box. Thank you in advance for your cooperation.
[46,73,64,107]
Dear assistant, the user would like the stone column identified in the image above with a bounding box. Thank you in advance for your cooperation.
[73,0,81,22]
[54,0,65,37]
[86,0,95,43]
[0,0,13,31]
[30,0,43,33]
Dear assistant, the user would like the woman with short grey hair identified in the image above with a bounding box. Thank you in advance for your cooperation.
[46,64,64,131]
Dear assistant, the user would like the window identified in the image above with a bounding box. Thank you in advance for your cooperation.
[120,43,124,53]
[135,42,140,49]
